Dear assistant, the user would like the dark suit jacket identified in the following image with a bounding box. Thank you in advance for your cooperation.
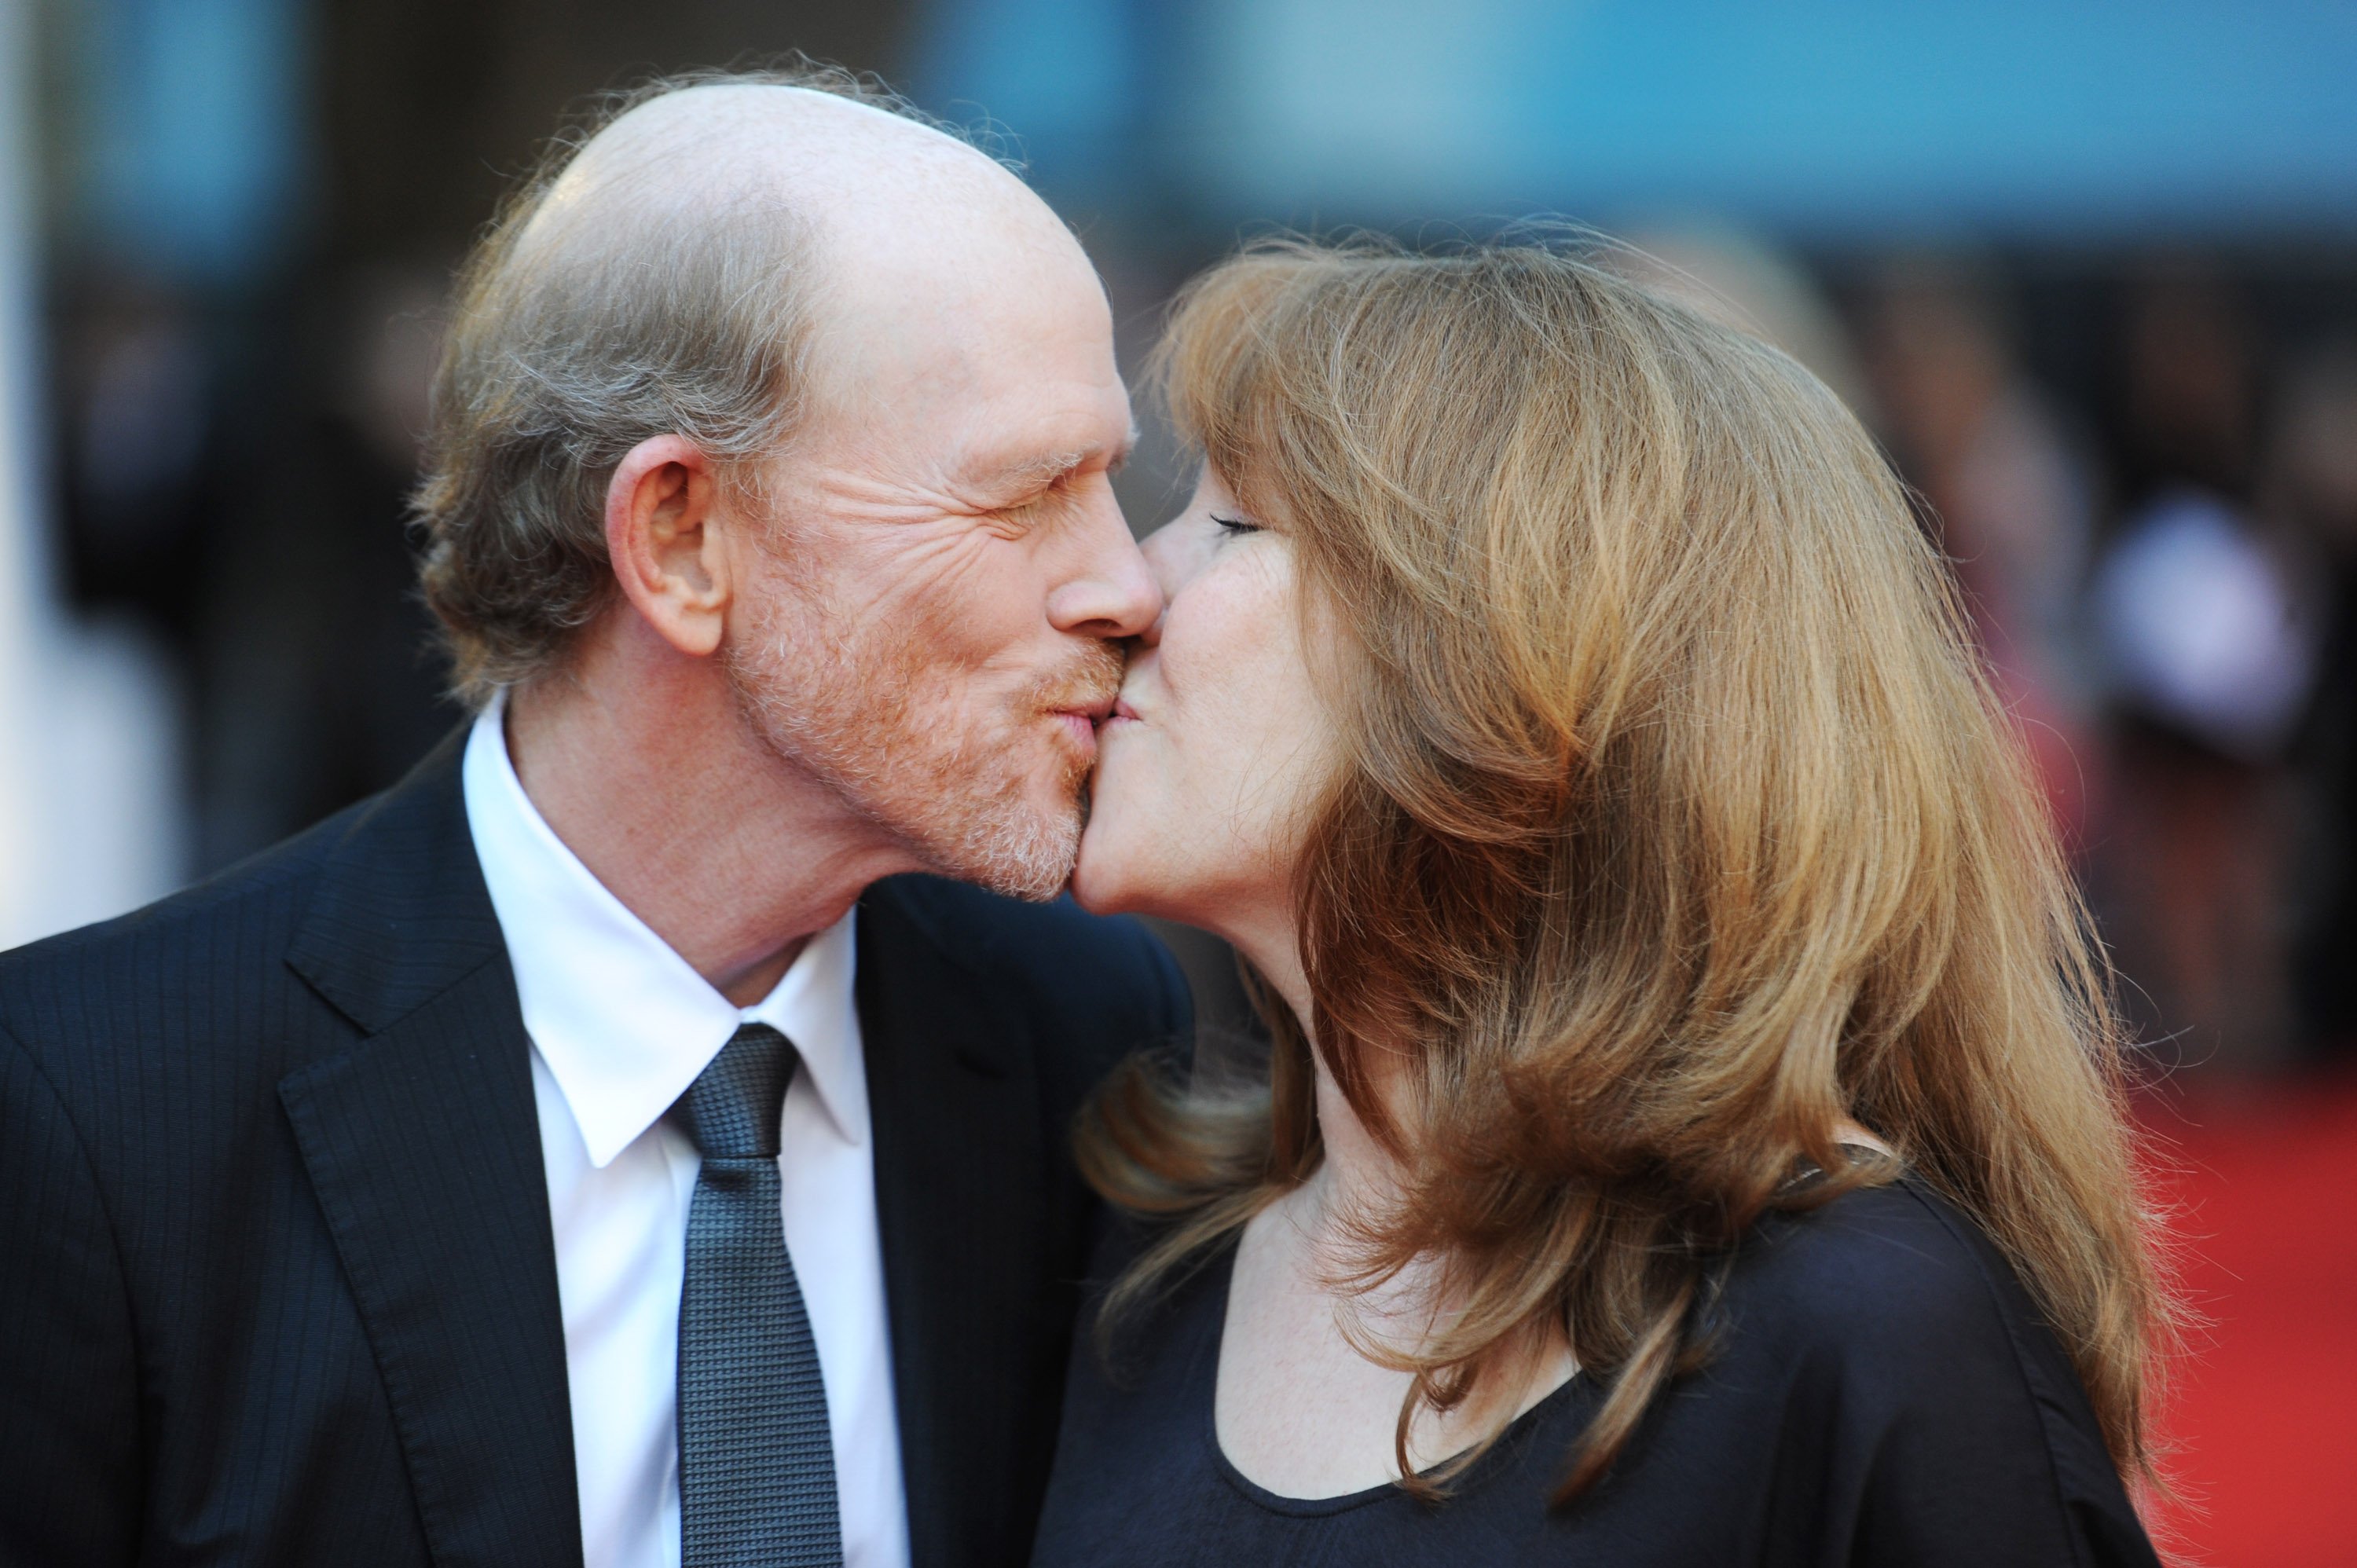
[0,730,1189,1567]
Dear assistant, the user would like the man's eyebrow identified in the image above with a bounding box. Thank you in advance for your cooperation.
[970,428,1138,495]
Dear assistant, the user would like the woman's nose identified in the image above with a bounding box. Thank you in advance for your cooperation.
[1141,518,1193,603]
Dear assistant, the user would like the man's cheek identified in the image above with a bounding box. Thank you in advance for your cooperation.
[907,581,1040,680]
[867,518,1010,606]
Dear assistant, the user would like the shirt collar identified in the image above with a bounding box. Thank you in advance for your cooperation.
[461,692,867,1168]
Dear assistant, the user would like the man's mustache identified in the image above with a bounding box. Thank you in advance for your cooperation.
[1034,639,1127,716]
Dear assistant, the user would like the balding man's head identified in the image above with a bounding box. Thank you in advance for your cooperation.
[417,64,1156,900]
[416,64,1101,705]
[531,80,1043,242]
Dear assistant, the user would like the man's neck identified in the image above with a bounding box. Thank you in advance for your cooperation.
[503,624,918,1006]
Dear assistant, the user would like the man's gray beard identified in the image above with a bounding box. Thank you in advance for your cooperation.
[723,595,1113,902]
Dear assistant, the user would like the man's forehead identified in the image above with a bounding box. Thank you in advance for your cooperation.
[790,302,1130,485]
[801,234,1124,441]
[818,211,1107,341]
[805,295,1121,412]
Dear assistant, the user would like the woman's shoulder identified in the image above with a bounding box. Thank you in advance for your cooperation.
[1713,1174,2155,1545]
[1703,1174,2102,1454]
[1605,1174,2160,1566]
[1728,1174,2022,1343]
[1713,1172,2077,1405]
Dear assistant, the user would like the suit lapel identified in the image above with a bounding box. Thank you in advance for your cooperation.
[859,880,1049,1568]
[280,731,582,1568]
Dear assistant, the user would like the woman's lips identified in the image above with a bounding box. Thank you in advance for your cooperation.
[1105,698,1144,726]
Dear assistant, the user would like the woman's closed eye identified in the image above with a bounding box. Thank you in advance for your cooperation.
[1211,513,1263,538]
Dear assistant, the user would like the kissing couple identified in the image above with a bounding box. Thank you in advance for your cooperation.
[0,65,2167,1568]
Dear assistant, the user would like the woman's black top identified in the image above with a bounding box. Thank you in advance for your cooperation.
[1031,1176,2160,1566]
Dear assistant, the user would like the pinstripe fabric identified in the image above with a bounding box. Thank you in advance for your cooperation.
[0,728,1192,1568]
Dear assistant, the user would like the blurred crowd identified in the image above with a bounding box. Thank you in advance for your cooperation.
[1857,257,2357,1079]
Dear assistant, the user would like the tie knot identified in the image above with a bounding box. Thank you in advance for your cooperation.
[671,1024,796,1160]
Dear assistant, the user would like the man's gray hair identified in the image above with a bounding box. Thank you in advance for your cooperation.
[414,60,949,707]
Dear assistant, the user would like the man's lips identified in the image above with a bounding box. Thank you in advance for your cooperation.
[1050,696,1113,724]
[1050,697,1114,751]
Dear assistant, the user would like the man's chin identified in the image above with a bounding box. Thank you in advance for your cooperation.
[959,850,1077,904]
[917,797,1082,903]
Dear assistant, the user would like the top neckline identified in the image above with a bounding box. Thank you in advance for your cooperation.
[1195,1147,1904,1515]
[1197,1246,1589,1516]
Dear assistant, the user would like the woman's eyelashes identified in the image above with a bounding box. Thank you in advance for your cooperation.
[1210,512,1263,538]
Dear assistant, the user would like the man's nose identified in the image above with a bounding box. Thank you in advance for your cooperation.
[1045,488,1163,640]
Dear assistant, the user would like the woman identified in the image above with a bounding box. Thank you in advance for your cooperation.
[1032,240,2170,1565]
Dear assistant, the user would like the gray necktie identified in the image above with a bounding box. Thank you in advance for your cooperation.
[670,1023,843,1568]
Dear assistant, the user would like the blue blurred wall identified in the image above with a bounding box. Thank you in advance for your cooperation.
[918,0,2357,237]
[79,0,309,283]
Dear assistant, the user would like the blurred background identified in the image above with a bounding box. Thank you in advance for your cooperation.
[2,1,2352,1559]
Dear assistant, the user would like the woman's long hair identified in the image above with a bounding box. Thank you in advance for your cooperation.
[1075,236,2171,1501]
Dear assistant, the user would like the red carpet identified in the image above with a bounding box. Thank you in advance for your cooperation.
[2141,1073,2357,1566]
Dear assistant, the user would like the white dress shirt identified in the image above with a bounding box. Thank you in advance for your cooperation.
[462,694,908,1568]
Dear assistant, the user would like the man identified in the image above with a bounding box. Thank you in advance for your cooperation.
[0,68,1186,1568]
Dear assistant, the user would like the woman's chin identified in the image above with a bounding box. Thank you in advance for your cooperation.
[1068,826,1137,915]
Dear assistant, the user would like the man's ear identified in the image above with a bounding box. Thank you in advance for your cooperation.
[605,434,729,658]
